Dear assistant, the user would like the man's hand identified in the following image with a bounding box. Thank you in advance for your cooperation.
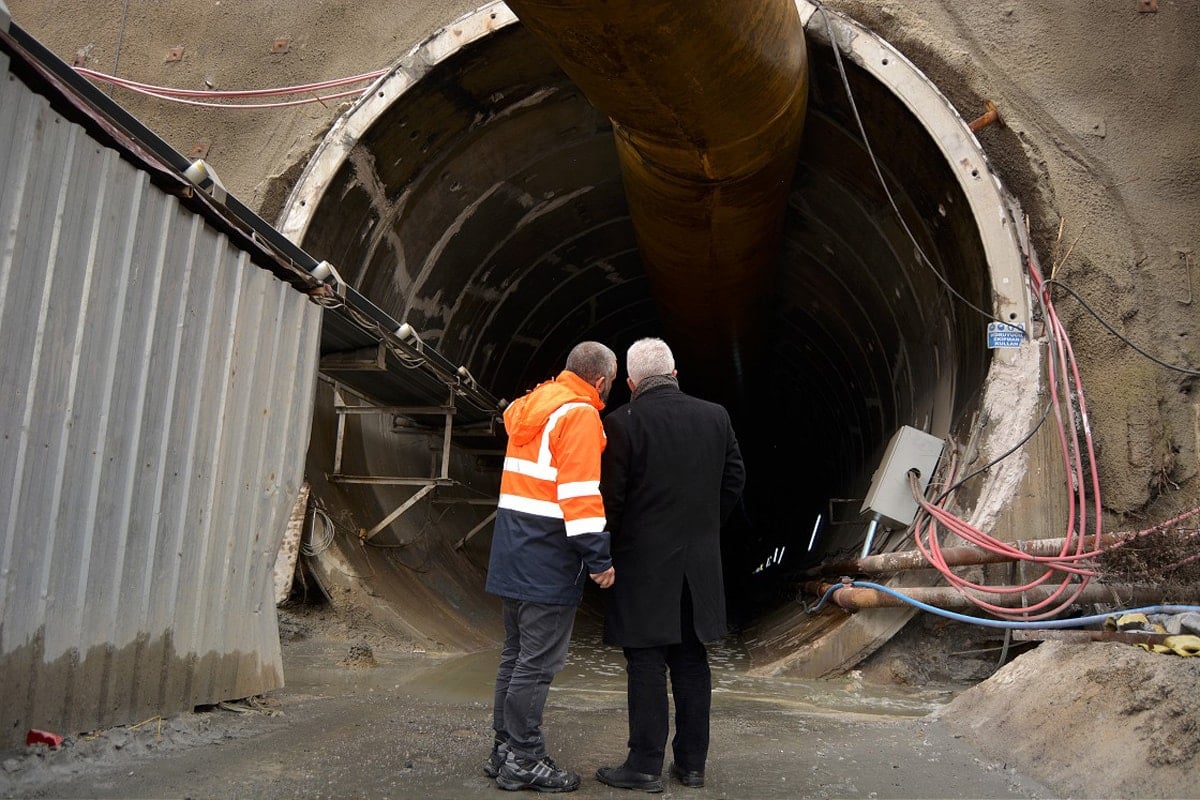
[589,567,615,589]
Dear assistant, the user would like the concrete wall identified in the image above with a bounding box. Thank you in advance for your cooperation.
[0,41,322,745]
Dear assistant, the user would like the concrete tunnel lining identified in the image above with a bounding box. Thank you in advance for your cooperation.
[279,1,1040,661]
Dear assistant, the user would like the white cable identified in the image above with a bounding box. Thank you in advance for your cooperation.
[301,507,336,556]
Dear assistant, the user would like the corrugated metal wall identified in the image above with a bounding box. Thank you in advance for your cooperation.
[0,49,322,745]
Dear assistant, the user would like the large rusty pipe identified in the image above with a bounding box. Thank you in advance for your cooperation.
[801,581,1167,611]
[811,530,1144,577]
[502,0,809,398]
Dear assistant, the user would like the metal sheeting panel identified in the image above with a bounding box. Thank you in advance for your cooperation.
[0,50,322,745]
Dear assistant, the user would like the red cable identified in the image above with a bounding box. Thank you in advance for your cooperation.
[74,67,387,107]
[916,525,1088,621]
[907,254,1109,620]
[76,66,386,97]
[117,87,369,109]
[912,489,1093,620]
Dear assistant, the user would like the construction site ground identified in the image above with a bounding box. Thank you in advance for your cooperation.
[1,603,1197,800]
[0,2,1197,798]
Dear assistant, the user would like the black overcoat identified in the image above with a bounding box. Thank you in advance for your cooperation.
[599,383,745,647]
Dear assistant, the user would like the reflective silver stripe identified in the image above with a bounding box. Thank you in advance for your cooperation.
[565,516,607,537]
[498,493,564,519]
[504,456,557,481]
[557,480,600,500]
[538,402,593,465]
[501,403,598,520]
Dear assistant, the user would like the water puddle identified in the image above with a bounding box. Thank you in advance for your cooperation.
[285,618,959,719]
[557,628,956,718]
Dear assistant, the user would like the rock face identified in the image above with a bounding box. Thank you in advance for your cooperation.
[935,641,1200,799]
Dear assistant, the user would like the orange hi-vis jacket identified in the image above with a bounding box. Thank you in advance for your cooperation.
[485,370,613,605]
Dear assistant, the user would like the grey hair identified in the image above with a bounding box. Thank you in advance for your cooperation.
[565,341,617,383]
[626,338,675,384]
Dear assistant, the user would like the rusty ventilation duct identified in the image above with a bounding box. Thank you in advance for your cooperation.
[281,2,1036,668]
[503,0,809,401]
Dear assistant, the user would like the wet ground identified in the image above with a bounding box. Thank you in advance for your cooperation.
[0,617,1051,799]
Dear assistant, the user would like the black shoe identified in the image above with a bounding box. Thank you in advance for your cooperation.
[670,762,705,788]
[483,739,509,778]
[497,753,581,793]
[595,764,664,793]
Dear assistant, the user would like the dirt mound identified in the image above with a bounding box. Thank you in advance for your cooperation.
[277,602,415,652]
[935,641,1200,799]
[339,642,379,669]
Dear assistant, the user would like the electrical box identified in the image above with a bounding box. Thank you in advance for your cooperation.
[860,426,945,528]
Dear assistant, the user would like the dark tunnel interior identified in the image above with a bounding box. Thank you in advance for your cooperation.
[294,16,999,634]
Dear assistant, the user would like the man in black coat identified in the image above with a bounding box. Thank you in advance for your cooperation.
[596,338,745,792]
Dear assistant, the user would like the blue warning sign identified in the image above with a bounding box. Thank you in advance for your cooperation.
[987,322,1025,349]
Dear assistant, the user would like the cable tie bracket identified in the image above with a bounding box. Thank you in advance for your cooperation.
[183,158,228,204]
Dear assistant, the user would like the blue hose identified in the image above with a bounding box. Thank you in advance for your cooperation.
[809,580,1200,629]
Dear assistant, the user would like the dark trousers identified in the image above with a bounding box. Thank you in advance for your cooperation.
[492,598,576,760]
[621,590,712,776]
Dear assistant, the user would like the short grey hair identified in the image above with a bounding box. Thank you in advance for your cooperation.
[626,338,675,384]
[565,341,617,383]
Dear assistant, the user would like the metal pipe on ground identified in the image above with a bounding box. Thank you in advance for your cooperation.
[1012,629,1170,646]
[800,581,1166,611]
[811,530,1141,577]
[501,0,809,402]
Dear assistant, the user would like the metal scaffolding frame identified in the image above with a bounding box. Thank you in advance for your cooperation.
[327,382,501,541]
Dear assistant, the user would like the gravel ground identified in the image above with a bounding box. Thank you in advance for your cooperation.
[5,604,1198,799]
[0,606,1052,800]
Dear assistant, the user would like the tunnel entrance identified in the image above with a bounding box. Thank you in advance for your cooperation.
[280,2,1037,669]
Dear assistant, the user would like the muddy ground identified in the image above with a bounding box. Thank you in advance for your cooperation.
[939,639,1200,800]
[1,602,1198,800]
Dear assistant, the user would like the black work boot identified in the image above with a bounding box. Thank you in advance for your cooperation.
[496,751,581,793]
[483,736,509,778]
[596,764,664,793]
[670,762,705,788]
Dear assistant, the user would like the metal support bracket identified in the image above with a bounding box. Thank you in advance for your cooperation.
[331,386,457,484]
[330,384,464,540]
[359,484,437,541]
[454,510,498,550]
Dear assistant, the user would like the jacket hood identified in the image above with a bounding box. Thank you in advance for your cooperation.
[503,370,604,446]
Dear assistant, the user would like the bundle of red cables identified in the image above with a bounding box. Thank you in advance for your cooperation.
[907,256,1194,621]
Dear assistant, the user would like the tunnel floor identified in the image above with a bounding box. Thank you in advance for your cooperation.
[0,603,1055,799]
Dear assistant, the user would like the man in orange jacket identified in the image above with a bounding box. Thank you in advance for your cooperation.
[484,341,618,793]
